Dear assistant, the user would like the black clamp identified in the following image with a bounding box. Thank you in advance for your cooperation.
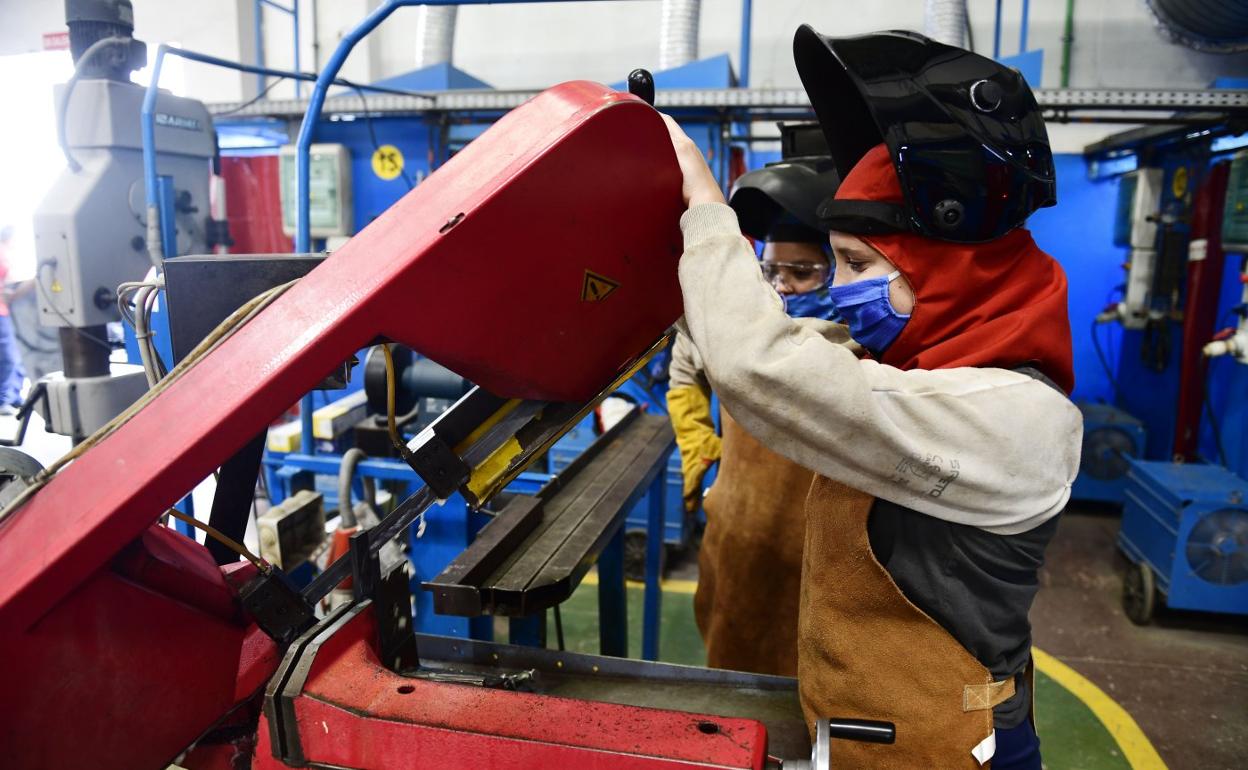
[239,568,317,645]
[402,427,472,499]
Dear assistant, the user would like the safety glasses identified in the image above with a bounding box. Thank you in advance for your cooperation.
[760,260,831,292]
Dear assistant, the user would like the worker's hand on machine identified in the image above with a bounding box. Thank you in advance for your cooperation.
[661,114,726,209]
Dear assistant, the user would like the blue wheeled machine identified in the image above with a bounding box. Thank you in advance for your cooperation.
[1071,402,1148,503]
[1119,459,1248,623]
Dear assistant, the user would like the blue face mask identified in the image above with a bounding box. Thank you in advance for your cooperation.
[783,286,840,322]
[823,270,911,354]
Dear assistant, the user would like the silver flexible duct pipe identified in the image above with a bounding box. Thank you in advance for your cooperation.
[415,4,458,68]
[924,0,967,48]
[1146,0,1248,53]
[659,0,700,71]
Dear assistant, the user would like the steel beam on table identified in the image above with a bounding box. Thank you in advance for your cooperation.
[424,410,675,657]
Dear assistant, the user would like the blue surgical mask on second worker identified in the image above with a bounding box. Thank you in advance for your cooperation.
[823,270,911,354]
[783,285,839,321]
[760,254,840,323]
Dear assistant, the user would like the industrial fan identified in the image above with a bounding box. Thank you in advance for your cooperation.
[1119,460,1248,623]
[1072,403,1147,503]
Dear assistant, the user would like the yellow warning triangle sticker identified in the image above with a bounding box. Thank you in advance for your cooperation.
[581,270,620,302]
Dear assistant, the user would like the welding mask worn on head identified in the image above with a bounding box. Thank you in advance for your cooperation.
[824,270,910,354]
[731,159,840,241]
[730,122,840,241]
[793,26,1056,243]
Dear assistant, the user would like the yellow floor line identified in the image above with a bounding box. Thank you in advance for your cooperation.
[580,572,697,594]
[1030,648,1167,769]
[582,573,1166,769]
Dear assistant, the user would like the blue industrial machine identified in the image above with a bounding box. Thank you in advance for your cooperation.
[1074,98,1248,509]
[1120,460,1248,623]
[1071,402,1147,503]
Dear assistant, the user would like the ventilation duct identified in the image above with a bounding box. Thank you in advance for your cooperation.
[415,5,458,68]
[924,0,967,48]
[1146,0,1248,54]
[659,0,700,71]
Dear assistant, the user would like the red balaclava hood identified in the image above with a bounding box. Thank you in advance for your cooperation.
[835,145,1074,393]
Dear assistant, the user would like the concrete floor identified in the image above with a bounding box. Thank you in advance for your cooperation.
[1031,506,1248,770]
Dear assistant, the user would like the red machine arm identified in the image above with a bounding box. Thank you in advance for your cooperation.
[0,81,685,770]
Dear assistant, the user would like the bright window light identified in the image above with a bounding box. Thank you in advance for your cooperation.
[0,49,185,281]
[0,51,72,281]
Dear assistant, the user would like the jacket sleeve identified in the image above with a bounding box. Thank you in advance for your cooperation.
[678,203,1084,535]
[668,330,708,390]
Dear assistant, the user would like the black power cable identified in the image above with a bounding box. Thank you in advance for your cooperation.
[215,76,289,117]
[350,85,416,190]
[35,264,113,352]
[1091,318,1122,403]
[58,36,132,173]
[1203,356,1229,467]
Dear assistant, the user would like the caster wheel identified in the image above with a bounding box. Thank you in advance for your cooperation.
[1122,561,1156,625]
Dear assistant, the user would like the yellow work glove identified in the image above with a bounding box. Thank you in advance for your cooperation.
[667,383,722,513]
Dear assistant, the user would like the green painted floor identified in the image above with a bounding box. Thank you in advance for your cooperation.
[548,575,1132,770]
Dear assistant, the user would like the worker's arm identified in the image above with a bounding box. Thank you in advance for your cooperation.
[678,203,1083,535]
[668,332,721,511]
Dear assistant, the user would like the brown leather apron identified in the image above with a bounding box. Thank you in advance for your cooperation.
[798,476,1015,768]
[694,411,811,676]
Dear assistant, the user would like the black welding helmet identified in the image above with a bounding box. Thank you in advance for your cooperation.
[730,122,840,242]
[793,25,1056,243]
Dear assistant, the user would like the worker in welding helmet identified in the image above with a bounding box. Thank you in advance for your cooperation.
[669,127,841,677]
[662,26,1081,770]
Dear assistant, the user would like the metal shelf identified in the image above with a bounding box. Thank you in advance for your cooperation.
[209,86,1248,120]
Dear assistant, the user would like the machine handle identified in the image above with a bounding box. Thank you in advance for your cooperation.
[786,718,898,770]
[627,68,655,106]
[824,718,895,745]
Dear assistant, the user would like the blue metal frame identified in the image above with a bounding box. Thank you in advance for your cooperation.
[641,471,665,660]
[1019,0,1030,53]
[255,0,302,98]
[992,0,1031,58]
